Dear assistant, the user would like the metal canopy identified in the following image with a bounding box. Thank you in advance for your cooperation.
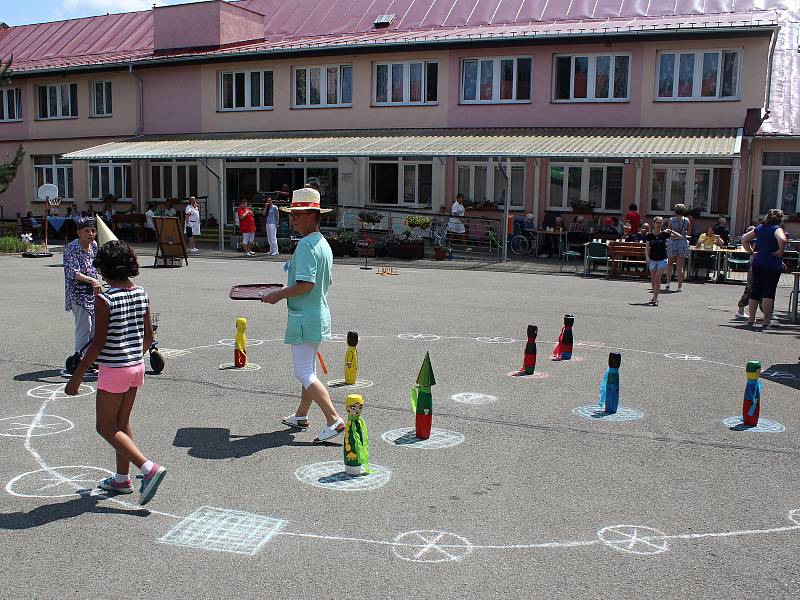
[61,128,743,161]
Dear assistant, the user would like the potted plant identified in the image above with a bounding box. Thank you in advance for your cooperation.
[394,229,425,260]
[358,210,383,228]
[325,228,355,257]
[569,199,596,215]
[406,215,432,230]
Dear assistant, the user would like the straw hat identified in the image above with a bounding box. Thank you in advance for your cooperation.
[279,188,333,213]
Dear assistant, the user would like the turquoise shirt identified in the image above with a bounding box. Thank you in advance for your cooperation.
[284,231,333,344]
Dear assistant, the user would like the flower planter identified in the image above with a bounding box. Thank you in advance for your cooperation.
[328,239,353,257]
[392,240,424,260]
[572,208,594,216]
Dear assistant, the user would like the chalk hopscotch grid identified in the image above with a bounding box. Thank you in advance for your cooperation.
[159,507,286,555]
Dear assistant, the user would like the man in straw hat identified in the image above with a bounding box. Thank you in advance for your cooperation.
[261,188,345,442]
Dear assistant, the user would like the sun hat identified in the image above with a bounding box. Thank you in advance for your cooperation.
[279,188,333,213]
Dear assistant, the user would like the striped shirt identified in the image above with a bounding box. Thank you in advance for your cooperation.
[96,286,149,367]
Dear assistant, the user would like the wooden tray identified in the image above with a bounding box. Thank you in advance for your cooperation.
[229,283,283,300]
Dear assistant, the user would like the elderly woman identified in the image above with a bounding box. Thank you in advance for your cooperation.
[184,196,201,252]
[741,209,787,329]
[666,204,691,292]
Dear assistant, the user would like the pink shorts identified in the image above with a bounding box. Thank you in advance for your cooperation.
[97,362,145,394]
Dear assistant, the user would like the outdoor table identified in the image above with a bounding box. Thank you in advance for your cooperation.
[46,216,72,232]
[689,247,746,283]
[536,229,567,257]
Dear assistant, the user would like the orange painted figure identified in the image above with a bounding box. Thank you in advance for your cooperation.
[234,317,247,368]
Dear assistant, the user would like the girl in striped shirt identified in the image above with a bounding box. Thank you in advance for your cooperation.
[66,240,166,506]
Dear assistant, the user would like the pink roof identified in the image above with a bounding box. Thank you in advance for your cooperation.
[0,0,796,135]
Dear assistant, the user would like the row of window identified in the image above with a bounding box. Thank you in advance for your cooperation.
[0,82,112,122]
[33,155,131,200]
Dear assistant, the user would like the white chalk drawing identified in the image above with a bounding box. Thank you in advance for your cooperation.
[326,334,349,343]
[574,341,603,349]
[218,363,262,371]
[159,507,286,555]
[506,370,550,379]
[789,510,800,526]
[27,383,94,400]
[381,428,465,449]
[721,417,785,433]
[450,392,498,405]
[397,333,441,342]
[572,406,645,422]
[6,466,113,498]
[761,370,797,381]
[391,530,473,563]
[597,525,669,555]
[157,348,192,358]
[327,378,375,389]
[295,461,391,491]
[58,368,97,379]
[474,336,516,344]
[217,338,266,347]
[664,353,704,361]
[0,414,74,438]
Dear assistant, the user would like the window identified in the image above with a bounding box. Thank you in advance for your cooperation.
[369,159,432,206]
[650,162,732,214]
[220,70,273,110]
[151,161,198,200]
[461,57,532,103]
[92,81,112,116]
[33,155,74,199]
[760,152,800,215]
[656,50,740,100]
[36,83,78,119]
[0,88,22,122]
[548,162,623,210]
[553,54,630,102]
[90,160,132,200]
[457,159,525,209]
[294,65,352,108]
[374,60,438,105]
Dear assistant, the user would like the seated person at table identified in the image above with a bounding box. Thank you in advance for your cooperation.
[102,204,114,226]
[623,221,641,242]
[697,226,724,249]
[25,211,43,239]
[164,199,177,218]
[713,217,730,246]
[583,215,600,235]
[144,203,156,241]
[569,216,584,232]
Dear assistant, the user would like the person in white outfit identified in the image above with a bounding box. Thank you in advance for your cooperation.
[184,197,201,252]
[263,196,280,256]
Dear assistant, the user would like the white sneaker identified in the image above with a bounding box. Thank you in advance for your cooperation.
[313,418,345,443]
[190,248,199,252]
[282,414,310,429]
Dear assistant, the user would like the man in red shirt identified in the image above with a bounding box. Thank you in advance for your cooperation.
[237,198,257,256]
[625,203,641,234]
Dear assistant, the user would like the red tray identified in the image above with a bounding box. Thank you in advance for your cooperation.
[229,283,284,300]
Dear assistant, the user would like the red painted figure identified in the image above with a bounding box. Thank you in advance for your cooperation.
[521,325,537,375]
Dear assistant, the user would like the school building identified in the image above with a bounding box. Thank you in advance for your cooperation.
[0,0,798,242]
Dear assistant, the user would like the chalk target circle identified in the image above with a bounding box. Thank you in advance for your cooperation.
[664,353,703,361]
[506,370,550,380]
[788,510,800,526]
[27,383,94,400]
[157,348,192,358]
[295,461,391,491]
[0,414,74,437]
[217,339,266,347]
[58,369,97,380]
[451,392,498,405]
[721,417,785,433]
[597,525,669,555]
[397,333,440,342]
[572,406,645,422]
[327,379,374,389]
[474,336,516,344]
[218,363,261,371]
[6,466,113,499]
[326,334,349,343]
[392,530,473,563]
[381,428,465,449]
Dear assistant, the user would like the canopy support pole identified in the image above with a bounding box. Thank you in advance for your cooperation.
[203,159,225,251]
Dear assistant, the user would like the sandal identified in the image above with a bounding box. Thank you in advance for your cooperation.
[313,418,345,443]
[648,299,658,306]
[282,414,310,429]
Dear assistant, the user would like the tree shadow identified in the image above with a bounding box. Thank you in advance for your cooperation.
[760,363,800,391]
[173,427,300,459]
[0,494,148,530]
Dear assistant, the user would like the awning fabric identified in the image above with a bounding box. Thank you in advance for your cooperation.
[62,128,742,160]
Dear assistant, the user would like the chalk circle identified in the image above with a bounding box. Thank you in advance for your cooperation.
[326,334,349,343]
[506,370,550,380]
[295,461,391,492]
[327,379,374,389]
[158,348,192,359]
[664,353,704,361]
[788,510,800,526]
[574,341,604,349]
[392,530,473,563]
[721,417,785,433]
[58,369,97,380]
[6,466,112,499]
[551,355,584,363]
[573,406,645,422]
[474,336,516,344]
[219,363,261,371]
[0,414,74,437]
[451,392,498,405]
[381,427,465,449]
[27,383,94,400]
[217,339,266,347]
[597,525,668,556]
[397,333,440,342]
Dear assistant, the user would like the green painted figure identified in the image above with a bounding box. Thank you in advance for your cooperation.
[411,351,435,440]
[343,394,369,475]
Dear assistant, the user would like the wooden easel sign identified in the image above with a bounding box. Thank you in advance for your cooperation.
[153,216,188,267]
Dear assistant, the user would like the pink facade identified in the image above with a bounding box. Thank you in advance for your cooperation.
[141,67,204,134]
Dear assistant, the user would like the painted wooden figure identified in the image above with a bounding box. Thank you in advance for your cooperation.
[742,360,762,427]
[411,351,436,440]
[344,331,359,385]
[234,317,247,368]
[600,353,621,414]
[552,314,574,360]
[343,394,369,475]
[520,325,537,375]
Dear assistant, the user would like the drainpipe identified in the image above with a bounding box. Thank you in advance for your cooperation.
[203,159,225,251]
[496,156,510,261]
[763,26,780,114]
[743,137,755,229]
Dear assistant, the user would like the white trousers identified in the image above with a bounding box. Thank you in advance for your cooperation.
[291,343,319,389]
[71,303,94,354]
[266,224,278,254]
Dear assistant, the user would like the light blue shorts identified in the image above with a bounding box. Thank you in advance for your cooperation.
[648,259,668,271]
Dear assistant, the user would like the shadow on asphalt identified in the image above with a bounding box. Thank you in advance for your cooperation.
[173,426,301,458]
[761,363,800,391]
[12,368,63,383]
[0,494,148,530]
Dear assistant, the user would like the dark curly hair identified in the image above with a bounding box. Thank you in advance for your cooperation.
[93,240,140,280]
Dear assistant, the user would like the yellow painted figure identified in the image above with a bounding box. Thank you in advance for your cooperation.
[234,317,247,368]
[344,331,359,385]
[343,394,369,475]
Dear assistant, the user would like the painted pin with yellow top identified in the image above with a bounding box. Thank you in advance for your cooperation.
[343,394,369,476]
[344,331,359,385]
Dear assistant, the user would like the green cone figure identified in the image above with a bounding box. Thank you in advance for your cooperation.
[343,394,369,475]
[411,351,435,440]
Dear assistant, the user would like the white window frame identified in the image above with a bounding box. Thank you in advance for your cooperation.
[36,83,78,119]
[0,88,22,122]
[552,53,631,103]
[219,69,274,111]
[369,158,433,207]
[293,64,353,109]
[649,161,733,216]
[372,60,438,106]
[32,155,74,200]
[91,80,113,117]
[548,161,624,211]
[89,160,132,201]
[760,165,800,216]
[655,49,741,101]
[151,160,198,201]
[457,159,526,210]
[460,56,533,104]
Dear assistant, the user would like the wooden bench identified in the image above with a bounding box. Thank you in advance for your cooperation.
[607,242,647,279]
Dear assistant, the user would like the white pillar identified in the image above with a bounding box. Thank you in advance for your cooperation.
[729,157,741,235]
[533,158,541,221]
[634,159,643,209]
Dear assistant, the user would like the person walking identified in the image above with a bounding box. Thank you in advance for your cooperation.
[261,188,345,443]
[448,193,468,250]
[263,196,279,256]
[666,204,691,292]
[184,196,201,252]
[645,217,672,306]
[740,209,787,329]
[237,198,257,256]
[65,240,167,506]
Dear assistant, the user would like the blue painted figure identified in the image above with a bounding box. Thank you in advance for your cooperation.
[600,353,621,414]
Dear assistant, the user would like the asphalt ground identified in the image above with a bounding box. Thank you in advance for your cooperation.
[1,250,799,599]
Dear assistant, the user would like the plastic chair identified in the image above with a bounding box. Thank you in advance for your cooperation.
[725,251,751,281]
[559,234,581,273]
[583,241,609,276]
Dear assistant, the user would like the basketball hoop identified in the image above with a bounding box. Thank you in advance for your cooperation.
[36,183,61,253]
[46,196,62,215]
